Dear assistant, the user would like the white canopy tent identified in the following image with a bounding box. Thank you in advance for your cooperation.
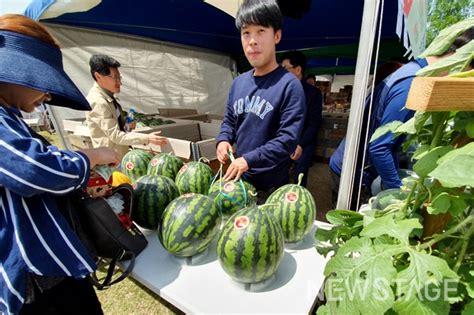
[45,24,234,134]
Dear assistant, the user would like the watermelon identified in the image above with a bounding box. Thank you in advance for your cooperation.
[265,173,316,243]
[121,149,153,183]
[132,175,179,229]
[217,205,284,284]
[147,153,184,180]
[158,193,221,257]
[175,161,214,195]
[208,179,257,218]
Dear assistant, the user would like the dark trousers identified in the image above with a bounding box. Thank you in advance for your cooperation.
[293,144,315,187]
[20,277,103,315]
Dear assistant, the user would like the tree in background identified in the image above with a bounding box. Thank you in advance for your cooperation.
[426,0,473,46]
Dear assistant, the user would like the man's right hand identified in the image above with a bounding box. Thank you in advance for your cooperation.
[148,131,168,146]
[216,141,232,164]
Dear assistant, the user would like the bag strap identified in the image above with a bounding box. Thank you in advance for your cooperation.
[88,249,136,290]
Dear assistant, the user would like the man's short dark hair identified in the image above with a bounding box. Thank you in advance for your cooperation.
[305,73,316,81]
[89,54,121,81]
[235,0,283,32]
[281,50,307,74]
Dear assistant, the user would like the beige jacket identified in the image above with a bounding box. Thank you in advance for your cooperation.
[86,82,149,158]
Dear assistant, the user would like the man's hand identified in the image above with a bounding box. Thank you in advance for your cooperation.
[290,145,303,161]
[127,121,137,130]
[216,141,233,164]
[148,131,168,146]
[223,157,249,181]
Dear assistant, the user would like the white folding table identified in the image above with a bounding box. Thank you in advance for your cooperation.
[122,222,330,314]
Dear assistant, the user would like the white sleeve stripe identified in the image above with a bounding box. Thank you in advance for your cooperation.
[0,297,11,314]
[21,199,72,276]
[0,116,23,138]
[5,190,43,276]
[52,152,80,162]
[0,140,79,179]
[0,264,25,304]
[0,168,77,194]
[0,195,7,222]
[42,200,95,273]
[77,153,89,186]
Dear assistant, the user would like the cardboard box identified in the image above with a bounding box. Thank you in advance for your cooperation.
[174,113,224,123]
[62,117,86,133]
[134,121,221,161]
[156,108,198,117]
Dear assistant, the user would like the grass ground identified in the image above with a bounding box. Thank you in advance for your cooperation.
[95,272,182,315]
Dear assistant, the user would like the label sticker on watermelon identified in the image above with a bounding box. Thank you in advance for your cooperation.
[234,215,249,230]
[285,192,298,203]
[223,182,235,192]
[125,161,135,171]
[183,193,195,198]
[179,164,188,173]
[150,159,159,167]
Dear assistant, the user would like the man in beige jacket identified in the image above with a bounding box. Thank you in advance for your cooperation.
[86,54,166,158]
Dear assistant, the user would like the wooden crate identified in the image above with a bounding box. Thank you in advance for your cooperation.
[406,77,474,112]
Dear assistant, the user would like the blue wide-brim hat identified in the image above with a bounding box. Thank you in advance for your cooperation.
[0,30,90,111]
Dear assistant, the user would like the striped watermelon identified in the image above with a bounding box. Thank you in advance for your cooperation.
[147,153,184,180]
[121,149,153,183]
[132,175,179,230]
[208,179,257,218]
[158,193,221,257]
[217,205,284,284]
[265,174,316,243]
[175,161,214,195]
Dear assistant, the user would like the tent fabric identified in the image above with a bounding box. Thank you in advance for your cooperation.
[46,24,233,130]
[42,0,404,59]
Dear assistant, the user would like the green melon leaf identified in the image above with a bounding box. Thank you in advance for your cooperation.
[430,154,474,188]
[436,142,474,165]
[325,210,363,226]
[396,117,416,135]
[427,192,451,215]
[412,145,430,160]
[360,216,422,245]
[370,121,403,143]
[323,237,402,315]
[393,282,451,315]
[462,301,474,315]
[393,248,459,315]
[413,146,453,178]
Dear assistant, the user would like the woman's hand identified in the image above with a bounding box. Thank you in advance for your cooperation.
[79,148,121,168]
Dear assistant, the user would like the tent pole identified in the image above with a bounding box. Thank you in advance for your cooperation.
[336,0,381,210]
[46,105,69,149]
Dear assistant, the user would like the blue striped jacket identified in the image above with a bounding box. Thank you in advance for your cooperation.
[0,106,95,314]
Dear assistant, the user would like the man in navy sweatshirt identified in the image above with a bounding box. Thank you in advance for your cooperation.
[216,0,306,201]
[281,50,323,187]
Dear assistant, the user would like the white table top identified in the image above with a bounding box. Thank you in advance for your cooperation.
[124,222,330,314]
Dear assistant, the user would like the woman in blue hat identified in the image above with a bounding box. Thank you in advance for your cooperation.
[0,14,121,314]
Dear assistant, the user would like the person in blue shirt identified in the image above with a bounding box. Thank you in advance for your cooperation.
[329,26,474,205]
[216,0,306,202]
[0,14,120,314]
[281,50,323,187]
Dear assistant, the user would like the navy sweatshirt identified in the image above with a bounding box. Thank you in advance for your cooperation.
[216,66,306,190]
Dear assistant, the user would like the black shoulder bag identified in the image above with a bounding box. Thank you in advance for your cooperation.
[57,184,148,289]
[30,129,147,289]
